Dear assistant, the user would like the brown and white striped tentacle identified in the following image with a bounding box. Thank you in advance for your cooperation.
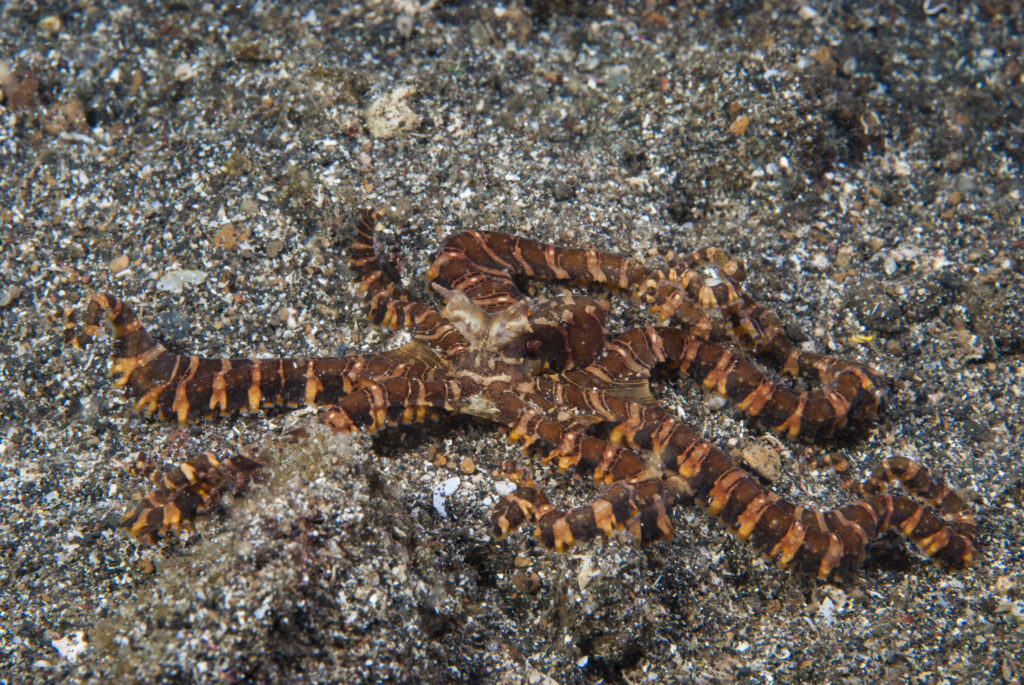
[569,391,974,579]
[643,244,764,343]
[856,456,975,537]
[510,409,650,484]
[430,230,729,337]
[658,327,885,438]
[492,466,673,552]
[704,283,885,395]
[323,377,467,435]
[645,243,889,397]
[425,230,527,312]
[121,450,263,543]
[487,389,673,550]
[429,230,657,295]
[427,229,738,344]
[427,234,615,372]
[65,292,433,425]
[350,208,469,357]
[496,412,673,551]
[564,326,884,440]
[802,449,975,538]
[490,460,550,540]
[648,250,746,312]
[656,246,748,283]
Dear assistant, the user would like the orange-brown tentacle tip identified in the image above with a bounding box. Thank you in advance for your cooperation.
[324,408,355,433]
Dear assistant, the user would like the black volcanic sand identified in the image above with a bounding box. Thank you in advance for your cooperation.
[1,3,1022,683]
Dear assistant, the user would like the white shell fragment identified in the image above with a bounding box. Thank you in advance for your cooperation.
[432,476,461,518]
[156,269,208,293]
[51,631,88,663]
[363,86,422,139]
[493,480,517,497]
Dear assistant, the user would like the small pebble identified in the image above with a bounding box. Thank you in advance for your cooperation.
[740,444,781,482]
[108,255,130,273]
[728,114,750,135]
[0,286,23,307]
[38,15,61,35]
[266,240,285,258]
[512,571,541,594]
[156,269,207,293]
[798,6,819,21]
[364,86,421,139]
[240,197,258,215]
[213,223,249,250]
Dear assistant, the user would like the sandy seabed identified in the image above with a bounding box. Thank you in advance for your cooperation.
[1,3,1022,683]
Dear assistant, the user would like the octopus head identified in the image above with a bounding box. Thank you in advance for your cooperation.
[432,283,532,350]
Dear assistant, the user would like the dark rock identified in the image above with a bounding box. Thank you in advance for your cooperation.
[550,180,575,202]
[900,281,945,324]
[961,281,1024,354]
[961,418,995,444]
[937,271,967,291]
[844,279,904,334]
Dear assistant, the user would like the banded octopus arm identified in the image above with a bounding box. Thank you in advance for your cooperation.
[427,230,886,433]
[64,292,435,425]
[64,292,443,542]
[486,389,675,551]
[563,326,972,532]
[519,374,974,580]
[653,244,882,388]
[564,325,883,440]
[349,208,468,358]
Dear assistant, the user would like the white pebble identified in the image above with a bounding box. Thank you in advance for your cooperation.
[156,269,208,293]
[432,476,461,518]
